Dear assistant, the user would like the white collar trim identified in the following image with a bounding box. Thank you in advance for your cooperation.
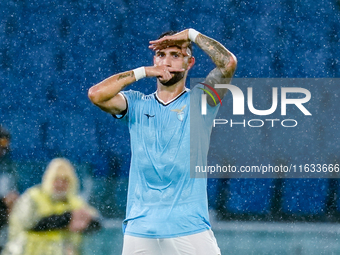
[155,88,189,106]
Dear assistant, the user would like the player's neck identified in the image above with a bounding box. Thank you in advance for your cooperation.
[156,81,186,104]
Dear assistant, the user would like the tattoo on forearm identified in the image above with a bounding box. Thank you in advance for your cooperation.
[196,34,233,76]
[118,71,134,80]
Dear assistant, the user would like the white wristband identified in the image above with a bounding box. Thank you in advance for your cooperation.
[133,67,146,81]
[188,28,200,43]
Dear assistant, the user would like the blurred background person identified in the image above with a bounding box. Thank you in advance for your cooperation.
[1,158,101,255]
[0,126,19,253]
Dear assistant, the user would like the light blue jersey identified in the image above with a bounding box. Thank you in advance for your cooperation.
[117,84,219,238]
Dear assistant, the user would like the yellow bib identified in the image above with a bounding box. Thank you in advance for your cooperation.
[25,187,84,255]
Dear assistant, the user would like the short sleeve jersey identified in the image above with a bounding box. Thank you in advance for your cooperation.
[118,84,219,238]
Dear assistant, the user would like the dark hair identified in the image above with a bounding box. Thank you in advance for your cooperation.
[158,30,193,55]
[0,126,10,139]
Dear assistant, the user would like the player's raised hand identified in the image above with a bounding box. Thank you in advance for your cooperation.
[145,66,185,83]
[69,208,93,232]
[149,29,191,56]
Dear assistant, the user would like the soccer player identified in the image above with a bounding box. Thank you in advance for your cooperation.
[88,28,237,255]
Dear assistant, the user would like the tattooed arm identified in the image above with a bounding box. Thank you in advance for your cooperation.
[149,29,237,106]
[88,66,184,114]
[196,33,237,106]
[88,71,134,115]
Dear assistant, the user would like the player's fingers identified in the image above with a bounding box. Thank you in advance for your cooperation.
[149,36,172,44]
[149,44,164,52]
[150,38,177,48]
[149,39,162,44]
[168,68,185,73]
[161,69,172,80]
[162,69,170,78]
[156,74,170,82]
[149,40,167,47]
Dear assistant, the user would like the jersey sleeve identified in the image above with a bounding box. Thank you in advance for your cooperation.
[112,90,144,122]
[191,84,220,126]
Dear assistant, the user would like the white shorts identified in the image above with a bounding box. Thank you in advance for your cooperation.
[122,229,221,255]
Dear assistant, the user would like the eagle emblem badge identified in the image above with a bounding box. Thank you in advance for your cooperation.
[171,105,186,121]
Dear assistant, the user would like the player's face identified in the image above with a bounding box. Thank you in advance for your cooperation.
[154,46,192,86]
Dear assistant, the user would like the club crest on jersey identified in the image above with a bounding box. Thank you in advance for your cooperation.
[171,105,186,121]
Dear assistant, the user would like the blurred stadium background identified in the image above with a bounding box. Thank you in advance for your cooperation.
[1,0,340,254]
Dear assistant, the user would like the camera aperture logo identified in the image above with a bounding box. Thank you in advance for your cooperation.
[199,82,223,112]
[200,83,312,128]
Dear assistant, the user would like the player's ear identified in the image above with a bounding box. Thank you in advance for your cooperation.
[186,56,195,71]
